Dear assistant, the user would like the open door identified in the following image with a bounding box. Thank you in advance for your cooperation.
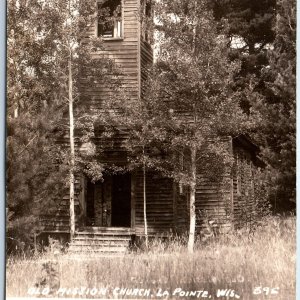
[111,173,131,227]
[85,173,131,227]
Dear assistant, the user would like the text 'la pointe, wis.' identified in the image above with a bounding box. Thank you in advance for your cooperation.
[28,286,280,299]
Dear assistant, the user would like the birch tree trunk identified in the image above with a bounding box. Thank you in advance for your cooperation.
[188,143,197,253]
[143,146,148,249]
[187,2,198,253]
[68,54,75,240]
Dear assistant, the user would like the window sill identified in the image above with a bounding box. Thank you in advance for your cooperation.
[101,37,124,41]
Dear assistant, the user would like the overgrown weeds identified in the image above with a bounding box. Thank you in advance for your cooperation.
[6,216,295,299]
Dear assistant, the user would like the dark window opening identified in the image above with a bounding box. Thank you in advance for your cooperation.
[141,0,152,42]
[98,0,122,38]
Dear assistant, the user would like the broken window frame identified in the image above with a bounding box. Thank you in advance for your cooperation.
[140,0,152,43]
[97,0,123,39]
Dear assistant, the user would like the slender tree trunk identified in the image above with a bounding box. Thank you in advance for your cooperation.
[68,55,75,240]
[187,1,198,254]
[143,146,148,249]
[188,143,197,253]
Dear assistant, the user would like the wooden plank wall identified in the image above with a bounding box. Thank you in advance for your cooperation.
[132,141,235,237]
[195,175,232,233]
[140,39,153,95]
[134,170,175,235]
[174,185,189,234]
[130,137,237,237]
[42,179,82,233]
[194,138,233,233]
[81,0,142,158]
[232,146,256,228]
[83,0,140,108]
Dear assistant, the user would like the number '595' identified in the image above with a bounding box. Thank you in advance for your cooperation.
[253,287,279,295]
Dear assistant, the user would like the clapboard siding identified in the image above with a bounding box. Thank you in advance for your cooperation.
[83,0,140,115]
[140,42,153,96]
[174,186,189,234]
[194,138,233,232]
[232,146,256,228]
[134,170,175,235]
[42,179,83,232]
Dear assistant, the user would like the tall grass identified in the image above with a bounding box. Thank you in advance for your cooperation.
[6,216,295,299]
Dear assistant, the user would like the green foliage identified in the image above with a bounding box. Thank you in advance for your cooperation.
[213,0,295,208]
[7,0,122,249]
[104,0,256,251]
[212,0,276,111]
[254,0,296,207]
[253,169,272,218]
[7,0,71,248]
[213,0,276,52]
[108,0,254,184]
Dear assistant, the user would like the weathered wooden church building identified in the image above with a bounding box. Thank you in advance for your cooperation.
[42,0,263,253]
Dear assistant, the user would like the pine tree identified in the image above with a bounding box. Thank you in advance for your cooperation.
[7,0,69,250]
[257,0,296,207]
[212,0,295,210]
[212,0,276,110]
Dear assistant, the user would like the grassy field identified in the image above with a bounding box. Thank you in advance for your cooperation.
[6,216,296,299]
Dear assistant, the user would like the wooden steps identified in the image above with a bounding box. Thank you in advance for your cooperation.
[68,227,135,255]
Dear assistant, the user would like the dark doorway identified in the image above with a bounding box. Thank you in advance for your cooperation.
[111,173,131,227]
[85,173,131,227]
[86,180,95,226]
